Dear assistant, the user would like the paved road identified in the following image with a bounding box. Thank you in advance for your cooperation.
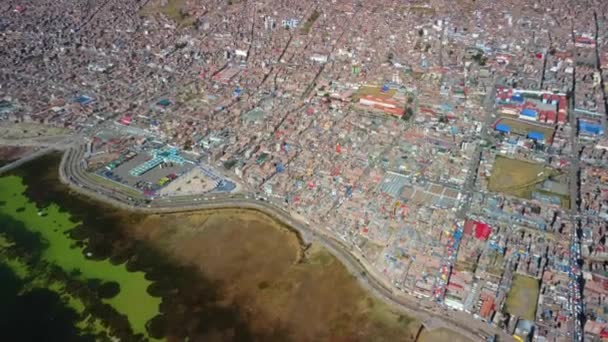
[57,144,513,341]
[567,63,584,341]
[0,136,75,175]
[457,77,499,219]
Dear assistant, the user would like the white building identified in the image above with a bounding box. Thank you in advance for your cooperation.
[282,18,299,29]
[310,54,328,63]
[235,49,248,57]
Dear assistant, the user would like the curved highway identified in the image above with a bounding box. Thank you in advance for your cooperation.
[59,144,512,342]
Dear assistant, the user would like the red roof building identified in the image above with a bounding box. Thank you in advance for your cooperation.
[474,221,492,240]
[359,95,404,118]
[119,115,132,125]
[523,101,537,109]
[575,36,596,48]
[359,94,400,108]
[382,106,405,118]
[546,110,556,124]
[558,99,567,113]
[497,93,510,101]
[541,93,550,103]
[479,296,495,319]
[419,106,436,116]
[591,273,608,291]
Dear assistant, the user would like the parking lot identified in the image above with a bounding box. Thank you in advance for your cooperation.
[97,150,197,195]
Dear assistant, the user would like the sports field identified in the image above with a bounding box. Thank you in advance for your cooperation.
[353,85,397,101]
[488,156,553,198]
[505,274,539,321]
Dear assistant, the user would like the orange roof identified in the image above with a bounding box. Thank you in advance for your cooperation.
[383,107,405,117]
[360,94,400,106]
[479,297,495,318]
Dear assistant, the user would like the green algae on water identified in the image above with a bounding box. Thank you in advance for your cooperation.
[0,247,110,336]
[0,175,161,338]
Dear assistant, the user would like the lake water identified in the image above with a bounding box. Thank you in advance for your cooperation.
[0,173,160,340]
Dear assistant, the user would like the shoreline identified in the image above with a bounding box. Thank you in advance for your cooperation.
[153,207,310,264]
[59,145,501,341]
[3,144,508,341]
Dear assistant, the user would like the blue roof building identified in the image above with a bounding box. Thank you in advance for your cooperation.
[520,108,538,118]
[129,147,192,177]
[511,94,524,103]
[74,95,94,105]
[532,191,561,205]
[441,103,454,112]
[527,131,544,141]
[495,123,511,133]
[156,99,172,107]
[579,120,604,135]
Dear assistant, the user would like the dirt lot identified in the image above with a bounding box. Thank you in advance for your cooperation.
[131,209,468,342]
[505,274,540,321]
[158,167,216,196]
[487,156,553,198]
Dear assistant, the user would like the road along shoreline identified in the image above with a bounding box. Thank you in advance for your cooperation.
[10,145,509,341]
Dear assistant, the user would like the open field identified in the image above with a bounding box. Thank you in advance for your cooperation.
[505,274,539,321]
[419,327,471,342]
[0,122,68,140]
[488,156,554,198]
[486,250,506,276]
[353,85,397,102]
[301,10,321,34]
[131,209,469,342]
[139,0,197,27]
[158,167,216,196]
[497,117,555,140]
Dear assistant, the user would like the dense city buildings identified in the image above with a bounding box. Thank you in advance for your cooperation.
[2,0,608,340]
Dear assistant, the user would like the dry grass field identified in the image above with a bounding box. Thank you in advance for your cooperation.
[132,209,469,342]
